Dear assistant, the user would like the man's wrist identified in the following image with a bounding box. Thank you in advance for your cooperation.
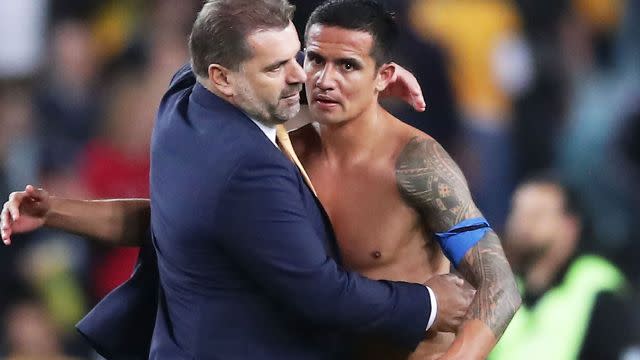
[44,196,62,227]
[425,285,437,331]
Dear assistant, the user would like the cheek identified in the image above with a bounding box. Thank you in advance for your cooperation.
[342,79,372,107]
[253,78,282,101]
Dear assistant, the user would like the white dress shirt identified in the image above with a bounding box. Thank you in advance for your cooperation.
[250,118,277,148]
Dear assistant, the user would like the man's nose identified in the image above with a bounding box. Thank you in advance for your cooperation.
[287,61,307,84]
[315,65,336,91]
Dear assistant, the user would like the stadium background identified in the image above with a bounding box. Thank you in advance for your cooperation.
[0,0,638,358]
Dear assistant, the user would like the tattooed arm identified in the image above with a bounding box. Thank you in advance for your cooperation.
[396,137,521,359]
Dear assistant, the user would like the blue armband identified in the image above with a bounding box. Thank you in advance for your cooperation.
[434,217,491,268]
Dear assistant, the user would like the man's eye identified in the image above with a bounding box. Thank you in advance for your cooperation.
[343,63,354,71]
[269,65,282,72]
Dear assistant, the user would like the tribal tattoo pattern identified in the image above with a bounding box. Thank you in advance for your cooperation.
[395,136,520,339]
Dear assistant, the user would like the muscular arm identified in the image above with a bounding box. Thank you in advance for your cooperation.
[47,198,150,246]
[396,137,521,358]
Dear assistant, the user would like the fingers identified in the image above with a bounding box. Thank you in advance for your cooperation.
[403,74,425,112]
[412,93,426,112]
[6,192,22,222]
[389,62,426,112]
[1,203,12,245]
[441,273,464,287]
[25,185,47,202]
[451,274,464,287]
[408,80,426,112]
[25,184,36,195]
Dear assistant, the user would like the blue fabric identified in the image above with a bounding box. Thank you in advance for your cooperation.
[76,237,157,359]
[435,217,491,267]
[77,64,432,359]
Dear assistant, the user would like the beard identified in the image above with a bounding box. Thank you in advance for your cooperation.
[235,82,302,126]
[504,236,552,275]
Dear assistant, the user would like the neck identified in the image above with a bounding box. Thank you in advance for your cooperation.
[524,251,568,295]
[318,103,387,164]
[199,78,236,106]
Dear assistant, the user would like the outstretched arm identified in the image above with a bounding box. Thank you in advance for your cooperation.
[2,185,150,246]
[396,137,521,359]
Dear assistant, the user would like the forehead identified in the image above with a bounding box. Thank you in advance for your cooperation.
[305,24,374,59]
[513,184,564,211]
[246,22,300,63]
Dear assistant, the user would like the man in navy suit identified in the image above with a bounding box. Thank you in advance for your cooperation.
[1,0,473,359]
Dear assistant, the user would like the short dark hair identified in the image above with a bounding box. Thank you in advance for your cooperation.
[189,0,296,77]
[521,173,581,217]
[304,0,398,67]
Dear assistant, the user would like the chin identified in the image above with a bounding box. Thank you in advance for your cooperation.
[310,112,343,125]
[274,105,300,123]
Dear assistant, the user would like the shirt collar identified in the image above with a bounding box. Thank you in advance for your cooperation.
[249,117,278,147]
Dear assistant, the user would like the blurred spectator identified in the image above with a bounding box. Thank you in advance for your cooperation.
[382,0,461,151]
[611,101,640,284]
[3,296,80,360]
[491,176,638,360]
[0,0,47,79]
[0,0,639,357]
[77,70,154,300]
[511,0,572,180]
[35,19,102,194]
[0,84,40,196]
[0,83,44,330]
[556,0,639,264]
[16,235,88,338]
[409,0,534,229]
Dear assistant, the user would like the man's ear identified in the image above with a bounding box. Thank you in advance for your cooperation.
[208,64,235,97]
[375,63,396,93]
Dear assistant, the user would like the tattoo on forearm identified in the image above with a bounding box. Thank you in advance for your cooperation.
[395,137,520,339]
[459,231,520,338]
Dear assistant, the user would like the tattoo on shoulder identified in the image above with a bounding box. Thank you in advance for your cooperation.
[395,137,481,232]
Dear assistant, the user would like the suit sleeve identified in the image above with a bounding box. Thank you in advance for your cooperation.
[216,153,430,349]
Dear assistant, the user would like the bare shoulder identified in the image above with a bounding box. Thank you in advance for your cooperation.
[289,123,321,161]
[394,130,480,232]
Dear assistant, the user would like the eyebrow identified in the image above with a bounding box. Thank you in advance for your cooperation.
[306,50,363,67]
[263,59,289,71]
[305,50,324,61]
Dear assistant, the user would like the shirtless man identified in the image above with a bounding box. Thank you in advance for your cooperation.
[2,1,519,358]
[287,2,519,358]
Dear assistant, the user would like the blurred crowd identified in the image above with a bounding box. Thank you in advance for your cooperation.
[0,0,638,359]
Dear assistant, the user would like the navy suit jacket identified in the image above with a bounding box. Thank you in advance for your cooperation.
[77,65,431,359]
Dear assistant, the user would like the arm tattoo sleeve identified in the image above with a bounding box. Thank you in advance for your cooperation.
[396,137,520,339]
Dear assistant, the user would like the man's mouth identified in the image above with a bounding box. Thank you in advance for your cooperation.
[313,94,339,105]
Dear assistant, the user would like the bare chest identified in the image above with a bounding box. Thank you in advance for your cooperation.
[306,160,448,281]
